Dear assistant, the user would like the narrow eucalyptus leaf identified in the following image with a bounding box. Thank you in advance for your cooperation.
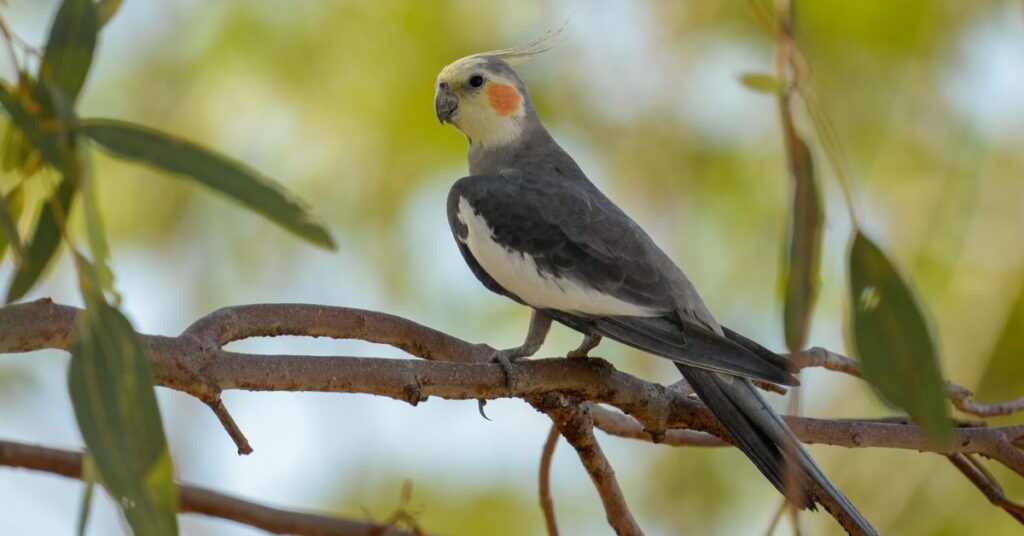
[69,268,178,534]
[6,177,77,303]
[977,277,1024,412]
[80,147,116,297]
[0,82,83,302]
[739,72,783,94]
[0,83,67,169]
[41,0,98,103]
[0,186,24,262]
[782,137,823,352]
[81,119,336,249]
[848,231,951,443]
[0,188,25,264]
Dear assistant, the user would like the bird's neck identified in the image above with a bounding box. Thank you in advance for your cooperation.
[467,119,582,179]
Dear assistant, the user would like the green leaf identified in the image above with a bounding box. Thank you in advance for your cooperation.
[80,119,336,249]
[0,80,84,303]
[782,137,823,352]
[79,147,116,299]
[2,123,44,176]
[0,82,69,169]
[977,276,1024,422]
[77,453,97,536]
[95,0,123,28]
[848,231,951,442]
[6,176,78,303]
[0,186,26,264]
[41,0,98,104]
[1,121,23,172]
[739,72,783,94]
[69,260,178,535]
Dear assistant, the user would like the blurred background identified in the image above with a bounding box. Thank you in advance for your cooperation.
[1,1,1022,534]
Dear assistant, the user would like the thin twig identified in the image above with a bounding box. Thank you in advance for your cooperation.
[0,439,419,536]
[539,399,642,536]
[948,453,1024,523]
[204,397,252,455]
[370,480,424,536]
[539,424,560,536]
[787,504,804,536]
[0,16,22,78]
[763,499,787,536]
[945,383,1024,418]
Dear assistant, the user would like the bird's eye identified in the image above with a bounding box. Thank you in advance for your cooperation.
[469,75,484,88]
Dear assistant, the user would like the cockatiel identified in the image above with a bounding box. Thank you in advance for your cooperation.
[434,38,875,535]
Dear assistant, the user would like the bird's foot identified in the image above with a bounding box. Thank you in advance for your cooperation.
[567,334,602,359]
[490,347,531,390]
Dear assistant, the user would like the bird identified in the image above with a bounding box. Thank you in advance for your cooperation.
[434,36,876,535]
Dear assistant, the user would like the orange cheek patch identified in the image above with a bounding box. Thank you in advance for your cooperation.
[487,83,521,117]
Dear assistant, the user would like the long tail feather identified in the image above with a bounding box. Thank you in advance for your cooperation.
[678,365,877,535]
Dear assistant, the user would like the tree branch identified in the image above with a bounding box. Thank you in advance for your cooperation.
[539,398,642,536]
[3,298,1024,533]
[0,439,418,536]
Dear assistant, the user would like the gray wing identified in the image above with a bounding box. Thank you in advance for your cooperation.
[449,173,679,312]
[448,174,797,385]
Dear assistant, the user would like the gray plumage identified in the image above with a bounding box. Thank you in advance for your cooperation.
[436,53,876,535]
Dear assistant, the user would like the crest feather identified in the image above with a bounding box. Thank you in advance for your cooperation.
[472,23,570,65]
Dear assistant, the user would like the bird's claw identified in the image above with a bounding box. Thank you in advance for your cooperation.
[490,348,529,390]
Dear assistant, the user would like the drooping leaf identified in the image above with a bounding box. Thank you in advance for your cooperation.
[69,258,178,535]
[6,176,78,303]
[1,86,79,302]
[0,80,85,302]
[848,231,951,442]
[95,0,123,28]
[0,82,68,169]
[977,276,1024,423]
[80,119,336,249]
[1,121,22,172]
[79,147,116,299]
[0,186,26,264]
[738,72,783,94]
[41,0,98,104]
[782,137,823,352]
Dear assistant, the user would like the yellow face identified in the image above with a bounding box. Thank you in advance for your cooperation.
[435,56,527,148]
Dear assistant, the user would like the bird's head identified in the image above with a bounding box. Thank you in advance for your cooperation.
[435,55,530,148]
[435,31,563,148]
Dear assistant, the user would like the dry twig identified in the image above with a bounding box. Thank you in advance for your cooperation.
[948,453,1024,524]
[539,424,561,536]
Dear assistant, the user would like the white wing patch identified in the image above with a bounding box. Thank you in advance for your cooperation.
[457,197,662,317]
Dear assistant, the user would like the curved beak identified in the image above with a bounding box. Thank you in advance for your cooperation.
[434,86,458,124]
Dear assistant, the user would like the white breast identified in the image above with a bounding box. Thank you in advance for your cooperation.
[457,197,661,317]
